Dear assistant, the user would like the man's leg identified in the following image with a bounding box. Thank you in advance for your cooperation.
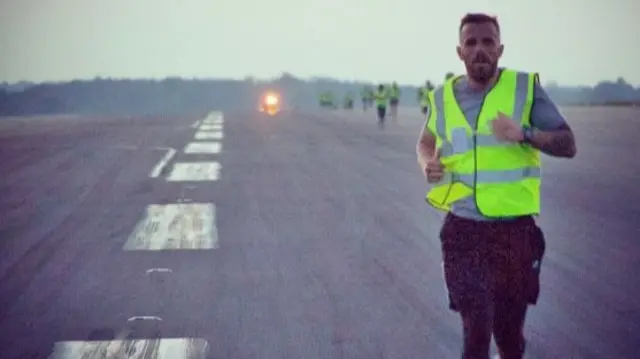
[491,218,538,359]
[492,300,527,359]
[440,214,493,359]
[390,100,398,120]
[377,106,386,127]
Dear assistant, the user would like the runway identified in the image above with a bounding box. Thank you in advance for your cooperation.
[0,107,638,358]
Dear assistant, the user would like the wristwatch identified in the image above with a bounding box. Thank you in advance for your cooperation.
[520,127,534,144]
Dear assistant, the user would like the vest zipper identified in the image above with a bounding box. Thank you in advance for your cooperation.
[473,72,503,217]
[472,100,484,216]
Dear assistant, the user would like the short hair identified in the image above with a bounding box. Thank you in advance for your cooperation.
[459,13,500,35]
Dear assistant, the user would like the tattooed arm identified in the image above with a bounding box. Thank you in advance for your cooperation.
[528,82,577,158]
[529,123,576,158]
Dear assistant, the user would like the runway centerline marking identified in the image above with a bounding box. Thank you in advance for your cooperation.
[167,162,220,181]
[149,147,176,178]
[194,131,223,140]
[184,142,222,154]
[123,203,219,250]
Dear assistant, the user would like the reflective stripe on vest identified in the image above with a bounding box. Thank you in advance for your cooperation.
[425,69,540,217]
[447,166,540,186]
[434,72,531,157]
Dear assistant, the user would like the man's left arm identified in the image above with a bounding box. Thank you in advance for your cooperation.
[526,81,577,158]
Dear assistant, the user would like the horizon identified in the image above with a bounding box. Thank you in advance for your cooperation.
[1,0,638,87]
[2,73,638,89]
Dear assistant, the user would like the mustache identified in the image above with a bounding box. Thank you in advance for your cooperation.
[472,54,491,63]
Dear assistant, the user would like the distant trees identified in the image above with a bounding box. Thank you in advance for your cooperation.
[0,75,638,116]
[445,72,455,81]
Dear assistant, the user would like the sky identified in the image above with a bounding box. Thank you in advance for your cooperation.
[0,0,638,86]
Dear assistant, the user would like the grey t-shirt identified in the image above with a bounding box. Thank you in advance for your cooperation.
[424,74,568,221]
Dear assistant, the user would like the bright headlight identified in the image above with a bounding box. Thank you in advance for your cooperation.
[265,95,278,105]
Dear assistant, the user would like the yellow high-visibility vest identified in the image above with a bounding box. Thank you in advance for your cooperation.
[420,88,431,107]
[374,89,387,106]
[425,69,541,217]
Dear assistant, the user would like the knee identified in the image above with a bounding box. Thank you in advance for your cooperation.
[493,325,525,359]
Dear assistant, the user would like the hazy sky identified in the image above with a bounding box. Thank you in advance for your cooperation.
[1,0,638,86]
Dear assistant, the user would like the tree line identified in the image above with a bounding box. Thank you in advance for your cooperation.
[1,73,638,116]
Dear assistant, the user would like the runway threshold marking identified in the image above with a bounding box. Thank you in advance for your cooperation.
[149,147,177,178]
[166,162,220,181]
[184,142,222,154]
[123,203,218,250]
[203,111,223,121]
[199,124,222,131]
[48,337,209,359]
[194,131,223,140]
[202,119,223,125]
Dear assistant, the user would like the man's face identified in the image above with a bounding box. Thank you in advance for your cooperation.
[457,22,503,84]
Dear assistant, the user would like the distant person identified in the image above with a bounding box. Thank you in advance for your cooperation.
[415,13,577,359]
[344,93,354,109]
[419,80,434,114]
[373,84,388,128]
[319,91,335,109]
[361,85,373,111]
[389,82,400,120]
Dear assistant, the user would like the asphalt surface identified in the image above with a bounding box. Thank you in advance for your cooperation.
[0,107,638,359]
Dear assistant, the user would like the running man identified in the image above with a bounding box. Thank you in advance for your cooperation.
[343,92,354,109]
[418,80,434,114]
[388,82,401,120]
[373,84,388,128]
[416,13,577,359]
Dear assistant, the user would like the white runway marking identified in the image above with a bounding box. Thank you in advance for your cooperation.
[194,131,223,140]
[167,162,220,181]
[199,124,222,131]
[123,203,218,250]
[127,316,163,322]
[203,111,223,122]
[146,268,173,274]
[49,338,209,359]
[191,119,201,128]
[184,142,222,154]
[149,148,176,178]
[203,112,223,124]
[203,118,223,125]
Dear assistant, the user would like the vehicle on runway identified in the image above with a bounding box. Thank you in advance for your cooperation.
[259,91,281,115]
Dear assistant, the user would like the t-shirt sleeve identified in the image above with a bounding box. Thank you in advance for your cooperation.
[530,81,569,130]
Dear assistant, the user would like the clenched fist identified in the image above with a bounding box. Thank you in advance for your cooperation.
[424,148,444,183]
[491,112,524,143]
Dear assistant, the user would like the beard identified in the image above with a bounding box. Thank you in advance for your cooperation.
[465,60,497,84]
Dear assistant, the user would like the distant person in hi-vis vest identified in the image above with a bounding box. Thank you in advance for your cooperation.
[373,84,389,128]
[416,13,577,359]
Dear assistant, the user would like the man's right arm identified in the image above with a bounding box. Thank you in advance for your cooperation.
[416,107,436,170]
